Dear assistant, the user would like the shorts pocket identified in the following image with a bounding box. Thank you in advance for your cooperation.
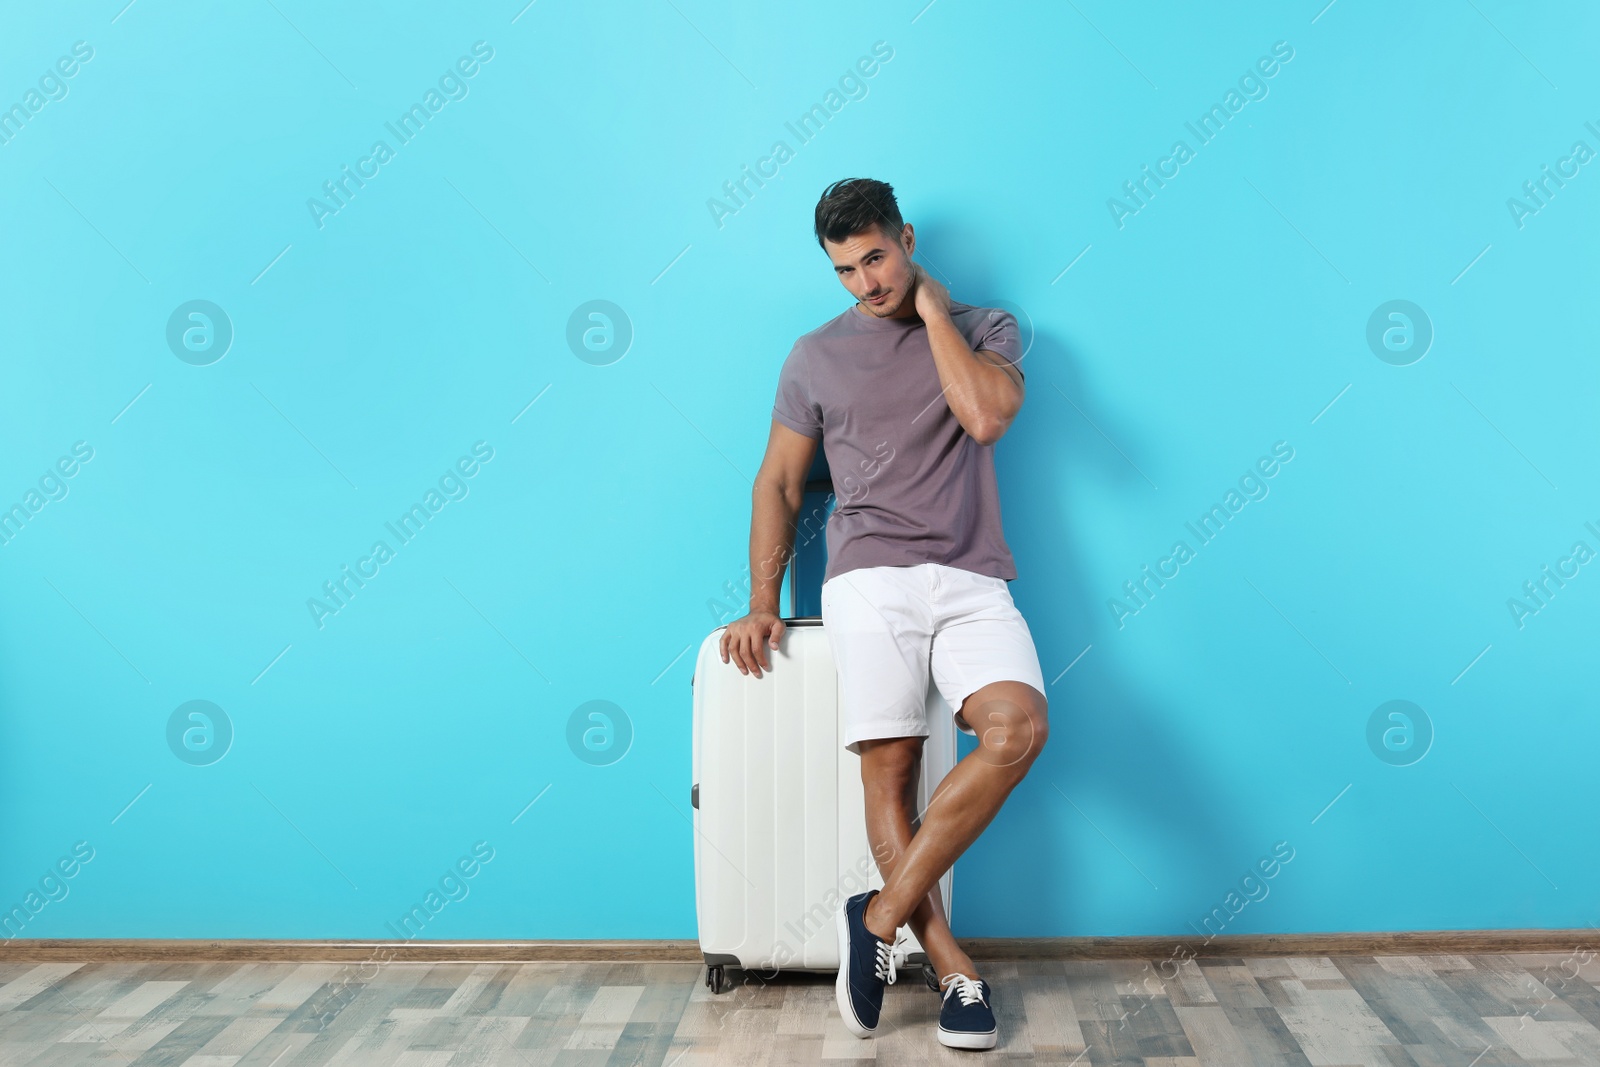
[978,573,1011,598]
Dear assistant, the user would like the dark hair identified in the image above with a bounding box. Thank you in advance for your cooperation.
[814,178,904,250]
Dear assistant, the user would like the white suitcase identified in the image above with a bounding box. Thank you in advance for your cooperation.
[690,617,957,994]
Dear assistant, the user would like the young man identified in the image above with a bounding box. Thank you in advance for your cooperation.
[719,177,1048,1051]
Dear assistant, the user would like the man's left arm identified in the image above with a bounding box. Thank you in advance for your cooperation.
[915,265,1024,446]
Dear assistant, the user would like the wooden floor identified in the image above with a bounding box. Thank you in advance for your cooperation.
[3,953,1599,1065]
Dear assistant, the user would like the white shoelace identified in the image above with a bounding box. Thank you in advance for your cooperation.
[873,935,899,985]
[941,973,986,1007]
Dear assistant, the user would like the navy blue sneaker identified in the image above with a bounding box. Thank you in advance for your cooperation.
[936,973,997,1050]
[835,889,898,1037]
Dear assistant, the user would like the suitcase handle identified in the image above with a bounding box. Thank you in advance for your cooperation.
[691,618,824,686]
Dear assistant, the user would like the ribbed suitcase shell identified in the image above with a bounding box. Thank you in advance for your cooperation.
[690,618,956,978]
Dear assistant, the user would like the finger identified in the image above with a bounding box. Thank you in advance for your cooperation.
[738,634,760,678]
[720,630,729,662]
[762,621,784,670]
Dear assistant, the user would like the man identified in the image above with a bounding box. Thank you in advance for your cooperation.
[719,177,1048,1051]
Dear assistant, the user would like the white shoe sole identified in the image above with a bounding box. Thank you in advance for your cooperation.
[835,903,874,1038]
[937,1024,998,1050]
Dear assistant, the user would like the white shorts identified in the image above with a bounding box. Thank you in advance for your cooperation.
[819,562,1047,755]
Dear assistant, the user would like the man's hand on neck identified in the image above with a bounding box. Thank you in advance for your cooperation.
[911,263,953,324]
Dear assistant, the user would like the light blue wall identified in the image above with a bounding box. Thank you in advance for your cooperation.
[2,0,1595,942]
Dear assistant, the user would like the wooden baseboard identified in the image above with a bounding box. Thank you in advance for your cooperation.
[0,940,703,963]
[962,930,1598,960]
[1,930,1593,963]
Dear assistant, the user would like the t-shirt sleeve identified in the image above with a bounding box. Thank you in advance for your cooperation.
[770,343,822,439]
[975,308,1025,380]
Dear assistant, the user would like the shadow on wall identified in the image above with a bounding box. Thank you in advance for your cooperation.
[929,237,1243,939]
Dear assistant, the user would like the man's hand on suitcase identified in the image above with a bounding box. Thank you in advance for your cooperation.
[720,611,786,678]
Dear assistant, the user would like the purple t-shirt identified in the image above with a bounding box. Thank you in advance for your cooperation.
[770,300,1025,585]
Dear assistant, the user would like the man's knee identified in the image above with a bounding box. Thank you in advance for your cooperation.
[858,736,924,799]
[962,683,1048,774]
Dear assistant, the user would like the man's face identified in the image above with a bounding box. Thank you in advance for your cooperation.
[824,224,916,319]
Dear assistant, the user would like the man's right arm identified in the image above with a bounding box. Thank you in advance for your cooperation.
[747,472,800,620]
[720,420,819,678]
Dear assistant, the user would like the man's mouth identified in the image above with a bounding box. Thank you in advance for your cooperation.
[867,293,888,305]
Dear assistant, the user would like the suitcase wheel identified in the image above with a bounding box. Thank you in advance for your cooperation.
[706,964,732,994]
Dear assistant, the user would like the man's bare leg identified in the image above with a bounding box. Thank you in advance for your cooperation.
[860,680,1049,946]
[858,736,978,981]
